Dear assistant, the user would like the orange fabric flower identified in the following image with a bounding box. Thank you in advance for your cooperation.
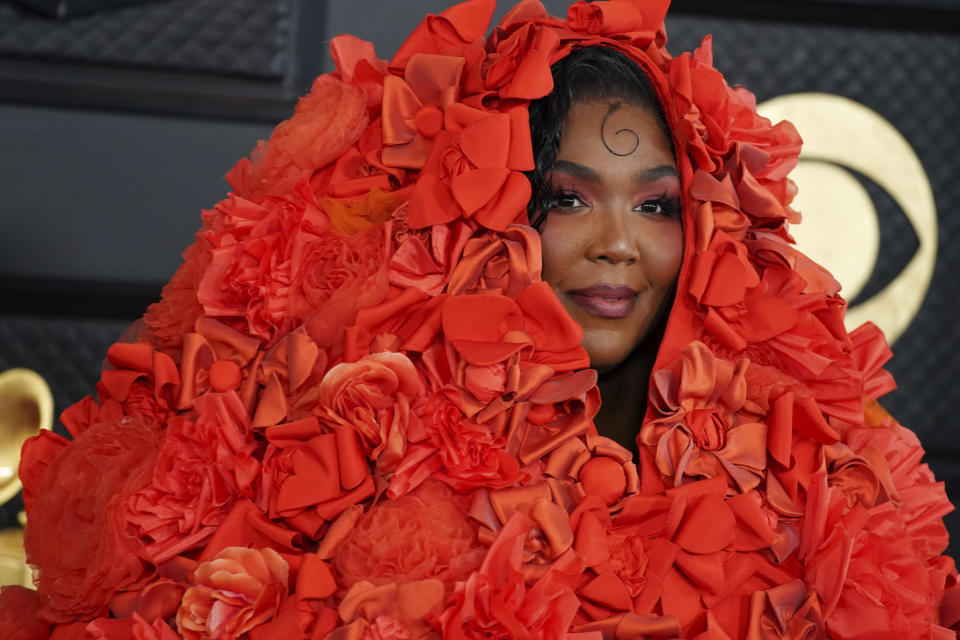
[226,75,368,200]
[438,513,583,639]
[126,392,258,563]
[291,223,390,349]
[197,186,331,344]
[176,547,289,640]
[387,219,474,296]
[801,474,953,640]
[262,419,374,538]
[335,480,483,587]
[391,389,521,496]
[406,103,533,230]
[642,341,766,492]
[484,22,560,100]
[96,342,181,423]
[446,224,542,297]
[318,351,423,472]
[745,580,824,640]
[380,52,465,170]
[388,0,494,73]
[329,579,446,639]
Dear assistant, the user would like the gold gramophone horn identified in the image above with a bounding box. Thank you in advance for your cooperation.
[0,368,53,587]
[0,368,53,505]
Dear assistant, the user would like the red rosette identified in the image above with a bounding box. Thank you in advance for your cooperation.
[23,416,162,623]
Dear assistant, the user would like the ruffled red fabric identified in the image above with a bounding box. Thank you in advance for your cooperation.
[7,1,956,639]
[22,417,161,623]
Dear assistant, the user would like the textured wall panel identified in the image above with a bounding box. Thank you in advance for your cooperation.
[0,0,291,78]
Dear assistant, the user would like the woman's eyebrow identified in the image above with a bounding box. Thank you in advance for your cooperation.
[551,160,679,183]
[638,165,679,181]
[552,160,601,181]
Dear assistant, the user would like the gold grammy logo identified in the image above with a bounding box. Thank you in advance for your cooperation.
[758,93,937,345]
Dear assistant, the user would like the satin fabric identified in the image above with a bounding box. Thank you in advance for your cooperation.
[5,1,958,639]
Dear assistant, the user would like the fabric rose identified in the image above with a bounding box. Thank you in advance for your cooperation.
[419,283,601,469]
[438,512,583,639]
[132,614,184,640]
[843,423,953,559]
[390,389,521,496]
[59,340,180,438]
[313,122,407,200]
[197,185,332,344]
[388,219,474,296]
[642,341,767,492]
[483,21,560,100]
[335,480,483,587]
[22,416,162,623]
[126,391,259,563]
[329,33,389,110]
[746,580,824,639]
[576,477,777,632]
[290,223,390,348]
[567,0,646,35]
[318,351,423,472]
[86,610,186,640]
[199,180,389,349]
[439,282,589,415]
[388,0,494,73]
[96,342,180,422]
[176,547,289,640]
[667,36,801,193]
[379,52,465,170]
[446,224,542,297]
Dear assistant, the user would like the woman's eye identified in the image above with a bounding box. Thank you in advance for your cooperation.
[549,192,586,210]
[635,200,663,214]
[634,197,681,217]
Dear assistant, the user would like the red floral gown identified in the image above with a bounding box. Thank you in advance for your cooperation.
[4,1,959,639]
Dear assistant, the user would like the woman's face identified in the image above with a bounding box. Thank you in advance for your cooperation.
[539,100,683,371]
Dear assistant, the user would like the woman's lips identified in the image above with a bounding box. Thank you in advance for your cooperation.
[567,284,638,319]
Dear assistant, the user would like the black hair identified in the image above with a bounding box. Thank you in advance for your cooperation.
[526,46,674,227]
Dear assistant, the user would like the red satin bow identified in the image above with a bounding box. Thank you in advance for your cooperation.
[381,53,465,169]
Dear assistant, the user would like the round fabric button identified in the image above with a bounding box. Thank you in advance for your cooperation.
[209,360,243,392]
[579,456,627,506]
[415,104,443,138]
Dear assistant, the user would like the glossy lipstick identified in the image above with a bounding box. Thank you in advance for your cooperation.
[568,284,637,319]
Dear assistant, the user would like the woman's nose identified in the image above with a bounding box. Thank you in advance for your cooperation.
[585,207,639,265]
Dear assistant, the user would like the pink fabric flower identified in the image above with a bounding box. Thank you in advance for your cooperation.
[176,547,289,640]
[318,351,423,473]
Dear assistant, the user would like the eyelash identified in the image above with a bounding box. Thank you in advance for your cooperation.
[545,190,681,218]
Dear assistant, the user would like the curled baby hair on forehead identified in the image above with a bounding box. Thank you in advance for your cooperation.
[526,45,674,228]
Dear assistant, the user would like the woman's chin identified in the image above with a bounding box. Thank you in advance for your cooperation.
[584,343,633,374]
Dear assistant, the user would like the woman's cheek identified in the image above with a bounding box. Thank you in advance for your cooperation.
[539,214,583,288]
[645,219,684,284]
